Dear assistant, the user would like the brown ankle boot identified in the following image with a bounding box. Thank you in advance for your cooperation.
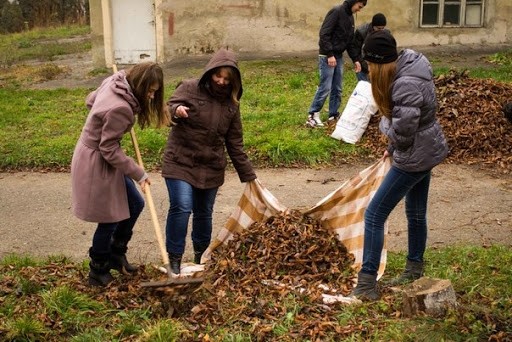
[387,259,424,286]
[351,272,380,301]
[110,240,137,275]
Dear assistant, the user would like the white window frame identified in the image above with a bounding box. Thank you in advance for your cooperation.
[420,0,485,28]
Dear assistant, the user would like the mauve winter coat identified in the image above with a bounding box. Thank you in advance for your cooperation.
[379,49,449,172]
[161,49,256,188]
[71,71,145,223]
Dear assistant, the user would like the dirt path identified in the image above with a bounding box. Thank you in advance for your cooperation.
[1,162,510,265]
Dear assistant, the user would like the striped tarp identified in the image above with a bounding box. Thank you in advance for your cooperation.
[202,157,391,278]
[304,157,391,278]
[202,179,289,262]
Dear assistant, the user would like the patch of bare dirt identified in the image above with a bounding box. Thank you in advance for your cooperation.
[22,41,512,90]
[1,165,510,263]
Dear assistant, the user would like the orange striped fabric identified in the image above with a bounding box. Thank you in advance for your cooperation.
[203,157,391,278]
[304,157,391,278]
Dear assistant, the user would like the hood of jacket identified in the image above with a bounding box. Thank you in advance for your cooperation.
[198,48,243,100]
[86,70,141,113]
[395,49,433,82]
[343,0,358,14]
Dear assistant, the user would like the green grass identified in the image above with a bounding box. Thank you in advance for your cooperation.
[0,25,90,66]
[0,29,511,171]
[0,59,364,171]
[0,87,89,169]
[432,49,512,82]
[434,64,512,82]
[0,245,510,341]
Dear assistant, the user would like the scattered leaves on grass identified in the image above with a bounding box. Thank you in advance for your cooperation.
[2,215,511,340]
[0,64,70,88]
[336,70,512,173]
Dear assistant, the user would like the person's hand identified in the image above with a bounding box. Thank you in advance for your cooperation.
[139,178,151,193]
[383,150,390,158]
[354,61,362,73]
[175,105,190,118]
[327,56,337,67]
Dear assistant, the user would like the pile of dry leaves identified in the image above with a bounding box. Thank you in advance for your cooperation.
[190,210,360,340]
[355,70,512,173]
[0,211,385,340]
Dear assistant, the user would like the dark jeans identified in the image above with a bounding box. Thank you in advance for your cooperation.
[361,165,432,275]
[356,71,369,82]
[91,176,144,255]
[308,55,343,117]
[165,178,218,255]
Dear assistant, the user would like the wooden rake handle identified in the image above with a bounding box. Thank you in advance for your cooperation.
[129,128,170,268]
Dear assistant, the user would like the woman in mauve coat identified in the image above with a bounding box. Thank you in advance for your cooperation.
[351,30,449,300]
[71,62,168,287]
[161,48,257,274]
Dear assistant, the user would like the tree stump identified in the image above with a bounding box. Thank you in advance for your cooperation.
[401,277,457,317]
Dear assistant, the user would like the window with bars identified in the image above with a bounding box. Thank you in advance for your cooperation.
[420,0,484,27]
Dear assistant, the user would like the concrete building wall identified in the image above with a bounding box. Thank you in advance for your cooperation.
[88,0,104,67]
[158,0,325,56]
[89,0,511,67]
[368,0,510,47]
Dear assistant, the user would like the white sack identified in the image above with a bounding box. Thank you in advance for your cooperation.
[331,80,378,144]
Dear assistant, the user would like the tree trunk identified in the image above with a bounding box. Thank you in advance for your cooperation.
[401,277,458,317]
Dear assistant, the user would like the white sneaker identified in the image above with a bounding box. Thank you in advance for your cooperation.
[327,114,339,127]
[312,112,324,127]
[305,116,317,128]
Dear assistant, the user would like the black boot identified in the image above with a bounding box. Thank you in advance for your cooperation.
[193,242,209,264]
[88,249,114,287]
[387,259,424,286]
[168,253,182,274]
[351,272,380,301]
[110,239,138,275]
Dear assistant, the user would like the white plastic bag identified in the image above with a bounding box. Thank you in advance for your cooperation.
[331,80,378,144]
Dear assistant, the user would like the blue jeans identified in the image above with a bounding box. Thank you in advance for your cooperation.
[361,166,432,275]
[308,55,343,117]
[165,178,218,255]
[91,176,145,254]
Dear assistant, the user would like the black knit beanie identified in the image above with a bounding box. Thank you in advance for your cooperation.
[363,30,398,64]
[371,13,387,27]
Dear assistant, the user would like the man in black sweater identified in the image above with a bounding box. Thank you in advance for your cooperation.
[306,0,367,128]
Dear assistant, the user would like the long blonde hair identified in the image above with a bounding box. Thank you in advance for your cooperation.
[126,62,169,129]
[368,61,396,119]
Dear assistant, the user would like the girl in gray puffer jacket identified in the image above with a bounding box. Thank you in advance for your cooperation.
[352,30,449,301]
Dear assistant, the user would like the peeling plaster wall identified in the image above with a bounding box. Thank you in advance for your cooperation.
[158,0,330,56]
[358,0,509,47]
[90,0,511,67]
[158,0,510,59]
